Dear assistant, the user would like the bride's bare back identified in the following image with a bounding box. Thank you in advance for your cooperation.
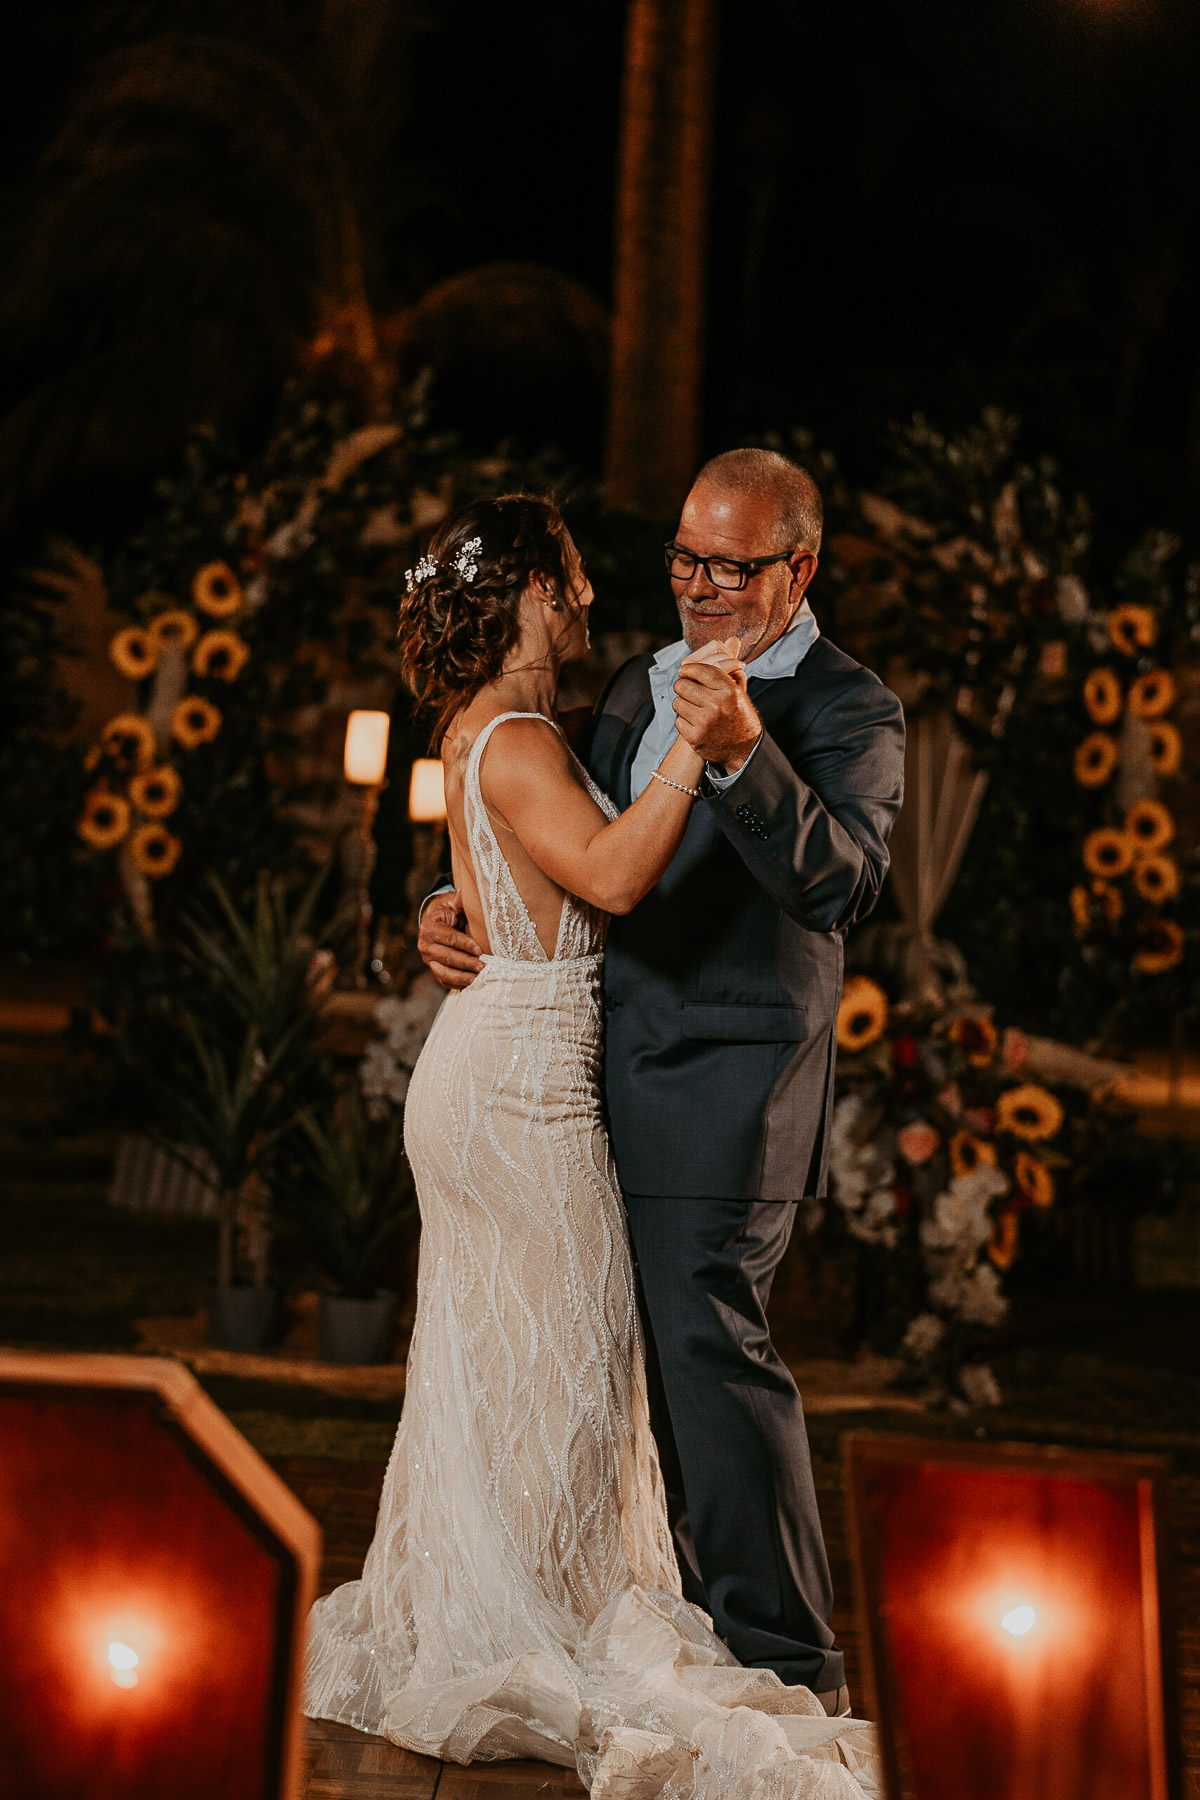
[442,702,608,960]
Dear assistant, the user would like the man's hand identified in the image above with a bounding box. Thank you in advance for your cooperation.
[418,890,483,990]
[673,652,762,773]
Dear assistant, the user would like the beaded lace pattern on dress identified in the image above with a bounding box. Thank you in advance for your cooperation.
[304,711,879,1798]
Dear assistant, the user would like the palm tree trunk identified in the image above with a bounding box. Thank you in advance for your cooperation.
[218,1188,236,1288]
[605,0,718,518]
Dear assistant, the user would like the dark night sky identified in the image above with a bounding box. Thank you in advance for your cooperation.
[1,0,1198,548]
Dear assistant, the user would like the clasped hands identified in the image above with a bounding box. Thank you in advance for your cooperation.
[672,636,763,774]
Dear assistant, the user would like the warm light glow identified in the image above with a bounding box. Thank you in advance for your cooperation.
[1001,1604,1037,1637]
[409,758,447,823]
[107,1641,139,1670]
[344,710,390,785]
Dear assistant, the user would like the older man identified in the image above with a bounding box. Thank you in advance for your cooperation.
[420,448,904,1714]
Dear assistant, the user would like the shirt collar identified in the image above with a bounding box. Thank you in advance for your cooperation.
[651,597,820,681]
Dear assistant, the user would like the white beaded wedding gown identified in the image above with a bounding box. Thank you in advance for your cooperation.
[304,713,879,1798]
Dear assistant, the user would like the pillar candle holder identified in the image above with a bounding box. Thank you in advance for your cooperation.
[844,1431,1176,1800]
[342,711,391,990]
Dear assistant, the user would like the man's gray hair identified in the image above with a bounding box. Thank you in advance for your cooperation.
[693,448,823,554]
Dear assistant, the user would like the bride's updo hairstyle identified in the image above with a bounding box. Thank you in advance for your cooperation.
[397,493,575,740]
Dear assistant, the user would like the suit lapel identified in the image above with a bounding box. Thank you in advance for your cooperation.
[614,695,655,810]
[590,657,655,812]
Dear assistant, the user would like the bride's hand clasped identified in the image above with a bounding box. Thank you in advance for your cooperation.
[672,635,760,771]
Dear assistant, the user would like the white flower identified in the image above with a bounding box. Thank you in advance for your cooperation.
[359,1039,412,1116]
[902,1313,945,1362]
[956,1262,1009,1328]
[920,1165,1008,1256]
[927,1264,969,1314]
[1056,574,1089,624]
[357,976,445,1116]
[958,1363,1003,1407]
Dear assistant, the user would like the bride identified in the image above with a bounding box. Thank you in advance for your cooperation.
[304,494,878,1799]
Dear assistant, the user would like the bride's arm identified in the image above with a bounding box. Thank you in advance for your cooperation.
[480,717,704,916]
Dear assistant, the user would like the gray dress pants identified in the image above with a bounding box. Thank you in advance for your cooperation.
[621,1194,844,1694]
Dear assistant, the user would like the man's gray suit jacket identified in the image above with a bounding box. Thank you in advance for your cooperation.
[587,635,905,1203]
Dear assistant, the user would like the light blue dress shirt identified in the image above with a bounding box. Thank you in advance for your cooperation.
[628,598,821,801]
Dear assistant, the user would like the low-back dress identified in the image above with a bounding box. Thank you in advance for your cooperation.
[304,712,878,1799]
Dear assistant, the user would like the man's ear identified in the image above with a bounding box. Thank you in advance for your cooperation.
[791,549,818,601]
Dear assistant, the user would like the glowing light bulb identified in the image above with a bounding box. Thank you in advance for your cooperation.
[108,1641,140,1687]
[1001,1604,1036,1636]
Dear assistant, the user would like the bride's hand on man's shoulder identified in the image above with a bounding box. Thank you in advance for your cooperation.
[418,891,484,990]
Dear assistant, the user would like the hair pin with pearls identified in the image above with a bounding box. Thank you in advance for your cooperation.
[453,537,482,583]
[405,554,437,594]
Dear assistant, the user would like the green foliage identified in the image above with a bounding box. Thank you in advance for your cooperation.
[283,1089,414,1298]
[148,873,336,1285]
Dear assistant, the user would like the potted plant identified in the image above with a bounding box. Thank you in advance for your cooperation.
[285,1089,415,1364]
[157,874,333,1350]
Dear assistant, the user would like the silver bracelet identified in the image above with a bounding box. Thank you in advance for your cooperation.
[651,768,701,800]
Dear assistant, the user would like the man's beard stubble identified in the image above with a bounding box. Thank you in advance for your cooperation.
[677,586,795,661]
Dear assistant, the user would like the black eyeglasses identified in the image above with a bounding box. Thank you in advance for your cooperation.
[663,541,793,592]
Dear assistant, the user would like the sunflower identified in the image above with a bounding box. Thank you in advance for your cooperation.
[100,712,156,771]
[1133,918,1184,975]
[192,561,243,618]
[1128,669,1175,719]
[1083,668,1122,725]
[1069,884,1092,931]
[1073,732,1118,788]
[1091,879,1123,923]
[836,976,889,1052]
[1133,854,1180,904]
[148,608,199,653]
[988,1211,1020,1271]
[109,626,158,680]
[1125,799,1175,854]
[1015,1151,1055,1209]
[130,822,182,878]
[1148,722,1183,778]
[192,628,250,681]
[77,788,131,850]
[129,765,181,819]
[1106,603,1158,657]
[996,1083,1064,1142]
[948,1013,998,1067]
[949,1130,998,1176]
[1082,828,1134,879]
[171,696,222,749]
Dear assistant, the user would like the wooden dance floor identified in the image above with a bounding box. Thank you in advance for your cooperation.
[302,1715,587,1799]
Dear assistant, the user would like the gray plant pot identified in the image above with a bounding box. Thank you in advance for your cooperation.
[318,1290,397,1365]
[209,1283,282,1353]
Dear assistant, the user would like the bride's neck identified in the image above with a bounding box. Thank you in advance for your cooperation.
[486,656,560,719]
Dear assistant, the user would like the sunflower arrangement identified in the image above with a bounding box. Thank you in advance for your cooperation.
[1068,612,1190,983]
[75,548,262,903]
[827,977,1076,1400]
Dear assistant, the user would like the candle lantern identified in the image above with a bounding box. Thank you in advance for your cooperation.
[408,757,446,824]
[0,1352,319,1800]
[405,757,448,940]
[342,710,391,988]
[844,1432,1176,1800]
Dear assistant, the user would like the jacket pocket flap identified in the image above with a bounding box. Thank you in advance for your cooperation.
[682,1003,809,1042]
